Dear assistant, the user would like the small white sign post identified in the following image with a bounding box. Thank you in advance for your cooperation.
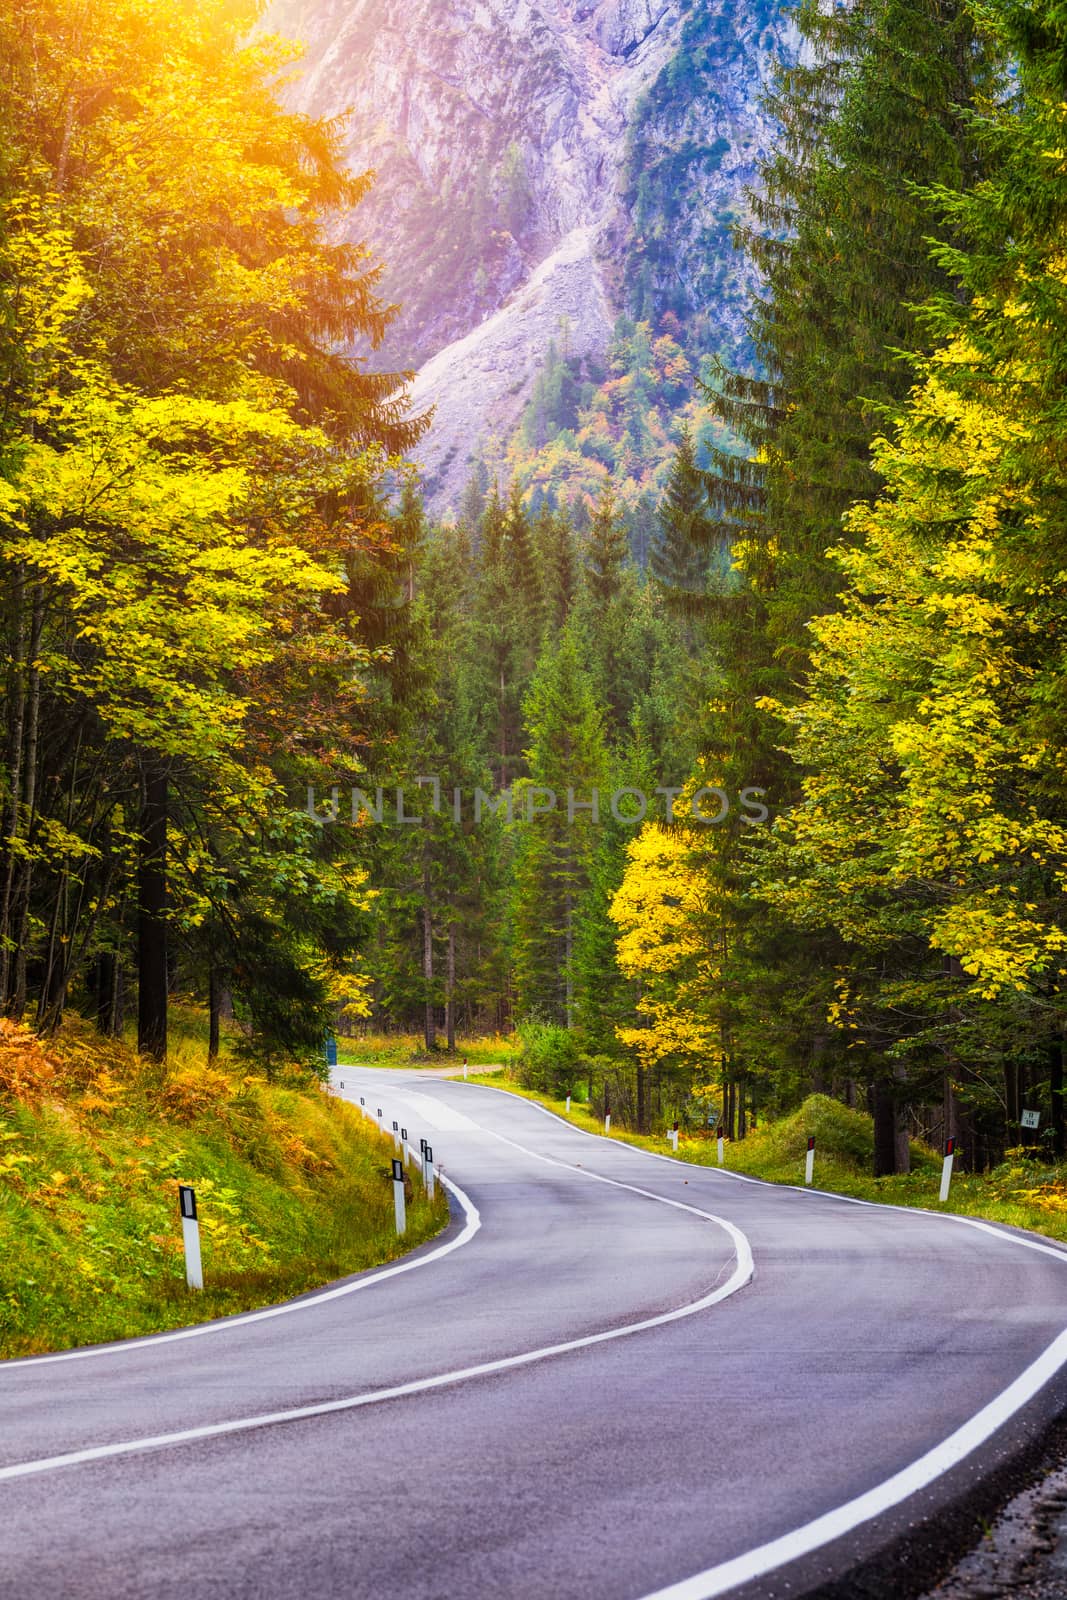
[423,1143,435,1200]
[804,1136,815,1187]
[939,1137,956,1203]
[1021,1109,1041,1131]
[377,1107,384,1129]
[565,1094,571,1114]
[717,1127,725,1166]
[392,1158,406,1236]
[392,1119,401,1152]
[463,1058,468,1081]
[178,1185,203,1291]
[402,1126,412,1166]
[668,1122,679,1154]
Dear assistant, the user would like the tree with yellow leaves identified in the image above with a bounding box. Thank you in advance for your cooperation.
[610,822,719,1095]
[756,0,1067,1162]
[0,0,422,1064]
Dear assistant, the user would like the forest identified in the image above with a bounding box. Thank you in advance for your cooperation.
[2,0,1067,1179]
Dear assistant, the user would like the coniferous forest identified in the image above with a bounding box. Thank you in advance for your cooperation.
[4,0,1067,1182]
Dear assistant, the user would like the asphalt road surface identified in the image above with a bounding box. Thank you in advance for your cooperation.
[3,1070,1067,1600]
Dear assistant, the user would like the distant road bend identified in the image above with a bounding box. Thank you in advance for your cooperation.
[4,1072,1067,1600]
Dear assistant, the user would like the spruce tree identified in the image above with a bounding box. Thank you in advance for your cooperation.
[688,0,1005,1162]
[512,629,607,1024]
[583,485,630,606]
[650,426,715,617]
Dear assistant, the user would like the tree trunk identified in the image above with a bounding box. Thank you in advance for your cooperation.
[1051,1035,1065,1159]
[873,1081,898,1176]
[208,959,221,1061]
[422,854,435,1054]
[11,584,44,1017]
[737,1074,747,1140]
[564,891,573,1029]
[1004,1058,1020,1144]
[137,761,168,1061]
[892,1063,910,1174]
[445,916,456,1051]
[636,1061,646,1133]
[0,564,27,1006]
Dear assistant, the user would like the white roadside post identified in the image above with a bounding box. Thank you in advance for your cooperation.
[377,1106,384,1129]
[392,1158,406,1236]
[463,1057,468,1081]
[939,1136,956,1203]
[669,1121,679,1154]
[359,1096,366,1117]
[717,1125,725,1166]
[392,1119,401,1153]
[805,1136,815,1187]
[604,1097,611,1135]
[565,1094,571,1114]
[423,1143,435,1200]
[178,1185,203,1291]
[402,1126,412,1166]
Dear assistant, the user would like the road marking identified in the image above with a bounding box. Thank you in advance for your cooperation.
[461,1080,1067,1256]
[441,1078,1067,1598]
[633,1324,1067,1599]
[378,1087,478,1132]
[2,1174,481,1370]
[0,1157,752,1482]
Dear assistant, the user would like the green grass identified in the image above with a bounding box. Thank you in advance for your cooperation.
[0,1011,449,1357]
[337,1031,519,1069]
[462,1074,1067,1244]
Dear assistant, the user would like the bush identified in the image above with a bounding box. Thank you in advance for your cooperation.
[516,1021,581,1097]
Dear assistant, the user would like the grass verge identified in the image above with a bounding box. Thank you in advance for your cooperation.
[463,1072,1067,1245]
[0,1010,449,1357]
[337,1031,519,1069]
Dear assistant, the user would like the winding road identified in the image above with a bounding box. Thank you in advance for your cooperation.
[3,1070,1067,1600]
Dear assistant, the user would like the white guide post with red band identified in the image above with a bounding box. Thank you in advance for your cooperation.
[940,1137,956,1203]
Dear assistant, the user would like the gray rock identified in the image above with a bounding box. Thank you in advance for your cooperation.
[261,0,796,511]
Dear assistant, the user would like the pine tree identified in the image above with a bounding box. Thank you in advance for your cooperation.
[756,0,1067,1164]
[681,0,1005,1159]
[583,485,630,606]
[649,426,715,617]
[533,505,577,637]
[512,629,607,1024]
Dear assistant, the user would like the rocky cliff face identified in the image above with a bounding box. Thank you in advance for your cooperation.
[264,0,794,510]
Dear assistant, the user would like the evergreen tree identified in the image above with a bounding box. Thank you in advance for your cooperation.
[512,629,607,1024]
[533,505,577,637]
[684,0,1005,1158]
[583,485,630,606]
[649,425,715,617]
[756,0,1067,1163]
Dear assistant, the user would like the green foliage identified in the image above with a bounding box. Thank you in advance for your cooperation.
[515,1020,582,1098]
[0,0,423,1063]
[493,317,737,540]
[0,1013,447,1356]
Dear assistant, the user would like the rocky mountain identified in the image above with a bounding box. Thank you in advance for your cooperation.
[263,0,795,512]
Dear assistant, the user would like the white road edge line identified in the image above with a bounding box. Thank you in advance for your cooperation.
[634,1325,1067,1600]
[464,1076,1067,1262]
[0,1167,752,1483]
[2,1173,481,1369]
[444,1076,1067,1599]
